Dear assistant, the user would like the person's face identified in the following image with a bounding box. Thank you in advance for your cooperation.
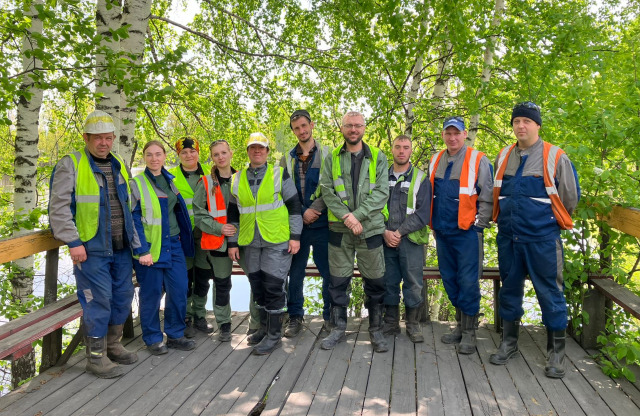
[442,127,467,155]
[512,117,540,143]
[178,147,199,170]
[341,115,366,146]
[247,144,269,166]
[83,132,114,159]
[210,142,232,169]
[290,117,315,143]
[144,144,166,174]
[392,139,412,166]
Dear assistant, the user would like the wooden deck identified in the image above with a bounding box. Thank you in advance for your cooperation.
[1,313,639,416]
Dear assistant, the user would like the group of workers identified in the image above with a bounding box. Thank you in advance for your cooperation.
[48,101,579,381]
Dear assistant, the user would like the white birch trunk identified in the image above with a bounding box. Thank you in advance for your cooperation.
[11,0,45,387]
[404,53,424,139]
[466,0,505,147]
[95,0,123,153]
[118,0,152,166]
[431,38,453,109]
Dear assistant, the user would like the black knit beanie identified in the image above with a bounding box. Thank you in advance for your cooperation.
[511,102,542,126]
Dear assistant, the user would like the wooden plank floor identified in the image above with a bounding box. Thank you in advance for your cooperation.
[1,313,639,416]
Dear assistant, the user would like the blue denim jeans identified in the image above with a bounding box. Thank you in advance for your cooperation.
[287,226,331,320]
[382,237,425,308]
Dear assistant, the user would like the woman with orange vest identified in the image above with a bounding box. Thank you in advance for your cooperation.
[193,139,238,342]
[429,116,494,355]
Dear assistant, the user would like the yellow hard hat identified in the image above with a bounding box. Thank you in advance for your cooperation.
[84,110,115,134]
[246,132,269,148]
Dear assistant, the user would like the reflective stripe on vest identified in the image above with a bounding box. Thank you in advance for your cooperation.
[327,146,380,222]
[492,141,574,229]
[132,174,163,262]
[200,174,227,250]
[285,143,330,201]
[428,147,484,230]
[169,164,210,228]
[69,150,130,242]
[231,164,289,245]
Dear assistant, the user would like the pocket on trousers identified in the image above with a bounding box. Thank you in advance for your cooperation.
[365,234,383,249]
[329,230,343,247]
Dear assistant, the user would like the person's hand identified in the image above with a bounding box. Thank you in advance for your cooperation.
[70,245,87,264]
[139,253,153,266]
[384,230,401,247]
[221,224,237,237]
[288,240,301,255]
[302,209,321,225]
[342,213,362,235]
[228,247,240,261]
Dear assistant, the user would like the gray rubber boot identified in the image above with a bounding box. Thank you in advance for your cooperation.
[545,329,566,378]
[321,306,347,350]
[441,307,462,344]
[490,320,520,365]
[85,336,123,379]
[405,305,424,343]
[247,309,268,345]
[106,324,138,364]
[368,303,389,353]
[382,304,401,335]
[457,313,478,355]
[253,312,283,355]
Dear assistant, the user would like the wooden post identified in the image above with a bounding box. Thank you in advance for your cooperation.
[580,286,607,349]
[420,282,430,322]
[493,280,501,333]
[41,247,61,371]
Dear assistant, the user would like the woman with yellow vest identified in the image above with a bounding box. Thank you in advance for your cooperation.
[227,132,303,355]
[131,140,195,354]
[169,136,215,336]
[193,139,238,342]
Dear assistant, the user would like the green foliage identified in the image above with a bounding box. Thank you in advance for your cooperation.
[596,319,640,382]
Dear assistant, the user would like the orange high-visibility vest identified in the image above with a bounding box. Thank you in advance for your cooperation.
[492,141,573,230]
[428,147,484,230]
[200,174,228,250]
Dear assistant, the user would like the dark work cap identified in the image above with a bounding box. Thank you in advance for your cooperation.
[290,109,311,127]
[511,101,542,126]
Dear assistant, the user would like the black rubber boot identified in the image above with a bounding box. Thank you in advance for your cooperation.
[368,303,389,353]
[545,329,566,378]
[321,306,347,350]
[247,309,268,345]
[405,305,424,343]
[106,324,138,365]
[490,320,520,365]
[85,336,123,379]
[284,316,304,338]
[219,322,232,342]
[457,312,478,355]
[382,305,401,335]
[441,307,462,344]
[184,317,197,338]
[253,312,283,355]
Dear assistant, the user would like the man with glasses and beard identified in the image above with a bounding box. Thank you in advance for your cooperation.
[319,111,390,353]
[429,116,493,355]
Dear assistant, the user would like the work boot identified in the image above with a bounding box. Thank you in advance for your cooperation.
[106,324,138,365]
[322,320,333,333]
[441,307,462,344]
[184,317,197,338]
[368,303,389,353]
[148,341,168,355]
[457,312,478,354]
[382,305,401,335]
[545,329,566,378]
[248,309,268,345]
[490,320,520,365]
[85,336,123,379]
[253,312,283,355]
[219,322,232,342]
[194,316,215,334]
[405,305,424,343]
[284,316,304,338]
[167,336,196,351]
[321,306,347,350]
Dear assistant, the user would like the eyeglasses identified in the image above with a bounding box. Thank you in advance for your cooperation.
[513,101,540,111]
[444,116,464,123]
[343,124,365,129]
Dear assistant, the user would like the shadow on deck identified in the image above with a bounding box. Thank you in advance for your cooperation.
[1,313,639,416]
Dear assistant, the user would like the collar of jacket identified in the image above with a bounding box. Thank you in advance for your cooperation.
[338,141,373,159]
[180,162,205,177]
[144,166,175,185]
[388,162,413,181]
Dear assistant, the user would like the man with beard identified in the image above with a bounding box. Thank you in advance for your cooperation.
[280,110,333,337]
[381,135,431,343]
[319,111,390,353]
